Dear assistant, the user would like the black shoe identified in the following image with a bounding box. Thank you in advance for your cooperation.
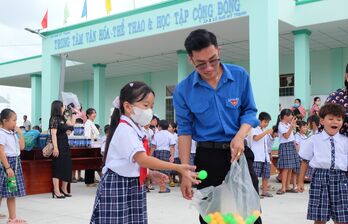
[52,192,65,199]
[60,189,72,197]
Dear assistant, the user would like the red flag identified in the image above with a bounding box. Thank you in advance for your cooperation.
[41,10,48,29]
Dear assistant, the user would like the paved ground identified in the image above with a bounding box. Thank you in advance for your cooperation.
[0,176,334,224]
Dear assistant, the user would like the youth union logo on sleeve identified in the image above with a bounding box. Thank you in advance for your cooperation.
[229,98,239,107]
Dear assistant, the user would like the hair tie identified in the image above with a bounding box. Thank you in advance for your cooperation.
[112,96,120,109]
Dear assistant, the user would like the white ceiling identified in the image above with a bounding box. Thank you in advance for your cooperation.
[1,17,348,87]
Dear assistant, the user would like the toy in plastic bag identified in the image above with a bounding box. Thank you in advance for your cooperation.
[192,154,261,224]
[61,92,81,110]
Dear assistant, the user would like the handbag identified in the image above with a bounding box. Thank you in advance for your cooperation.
[42,142,53,158]
[42,130,53,158]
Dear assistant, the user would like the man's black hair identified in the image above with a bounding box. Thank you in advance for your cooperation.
[184,29,218,56]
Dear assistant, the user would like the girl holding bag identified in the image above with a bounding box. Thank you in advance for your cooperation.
[0,108,27,224]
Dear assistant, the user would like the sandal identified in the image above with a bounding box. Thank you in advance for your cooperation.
[7,218,28,224]
[276,189,285,195]
[159,188,171,193]
[261,192,273,197]
[286,188,298,193]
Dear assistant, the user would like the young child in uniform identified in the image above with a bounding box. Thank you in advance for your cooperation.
[285,120,308,192]
[251,112,273,198]
[0,109,27,224]
[168,122,179,187]
[299,103,348,223]
[90,81,198,224]
[151,119,176,193]
[276,109,299,195]
[307,114,320,135]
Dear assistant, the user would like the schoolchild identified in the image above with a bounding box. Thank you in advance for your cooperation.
[299,103,348,223]
[151,119,176,193]
[90,81,198,224]
[168,122,179,187]
[0,109,27,224]
[276,109,300,195]
[250,112,273,198]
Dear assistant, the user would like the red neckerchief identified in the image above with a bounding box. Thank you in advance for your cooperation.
[119,119,148,186]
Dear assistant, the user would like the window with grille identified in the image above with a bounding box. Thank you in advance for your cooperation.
[279,74,294,96]
[165,85,175,122]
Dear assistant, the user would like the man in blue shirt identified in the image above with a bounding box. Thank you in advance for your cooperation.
[173,29,261,224]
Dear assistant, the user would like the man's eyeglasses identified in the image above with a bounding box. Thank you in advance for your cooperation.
[193,58,220,70]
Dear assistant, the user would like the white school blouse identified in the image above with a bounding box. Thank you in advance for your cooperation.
[173,133,179,158]
[0,128,20,157]
[84,119,100,140]
[251,127,270,162]
[299,131,348,171]
[294,133,308,147]
[103,115,146,177]
[151,130,176,151]
[278,122,295,144]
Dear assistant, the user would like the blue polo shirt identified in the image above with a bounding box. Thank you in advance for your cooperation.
[173,63,259,142]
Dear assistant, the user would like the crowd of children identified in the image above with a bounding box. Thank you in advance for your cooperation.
[249,99,348,223]
[1,85,347,223]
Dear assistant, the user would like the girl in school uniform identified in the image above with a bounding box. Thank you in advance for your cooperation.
[286,120,309,192]
[0,109,27,224]
[276,109,300,195]
[90,81,198,224]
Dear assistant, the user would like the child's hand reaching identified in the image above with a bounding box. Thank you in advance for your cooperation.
[176,164,201,185]
[148,170,169,186]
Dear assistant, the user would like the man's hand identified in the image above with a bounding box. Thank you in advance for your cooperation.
[180,176,194,200]
[230,135,245,162]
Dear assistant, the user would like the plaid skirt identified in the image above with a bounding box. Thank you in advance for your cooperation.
[90,169,147,224]
[253,161,270,178]
[171,158,181,175]
[0,157,26,198]
[153,150,171,176]
[277,141,300,172]
[307,168,348,222]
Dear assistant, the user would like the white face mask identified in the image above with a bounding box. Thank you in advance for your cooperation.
[130,106,153,126]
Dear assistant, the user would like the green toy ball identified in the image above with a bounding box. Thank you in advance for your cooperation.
[203,215,212,223]
[198,170,208,180]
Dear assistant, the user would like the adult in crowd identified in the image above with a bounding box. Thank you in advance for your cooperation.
[291,98,306,120]
[309,97,321,116]
[84,108,100,187]
[49,100,77,198]
[325,63,348,136]
[22,115,31,131]
[173,29,261,224]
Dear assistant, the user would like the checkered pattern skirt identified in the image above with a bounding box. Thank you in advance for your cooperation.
[253,161,271,178]
[0,156,26,198]
[153,150,171,176]
[307,168,348,222]
[171,158,181,175]
[277,141,300,172]
[90,169,147,224]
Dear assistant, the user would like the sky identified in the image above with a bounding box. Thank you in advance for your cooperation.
[0,0,164,125]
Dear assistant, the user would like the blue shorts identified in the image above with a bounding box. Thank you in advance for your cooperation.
[253,161,270,179]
